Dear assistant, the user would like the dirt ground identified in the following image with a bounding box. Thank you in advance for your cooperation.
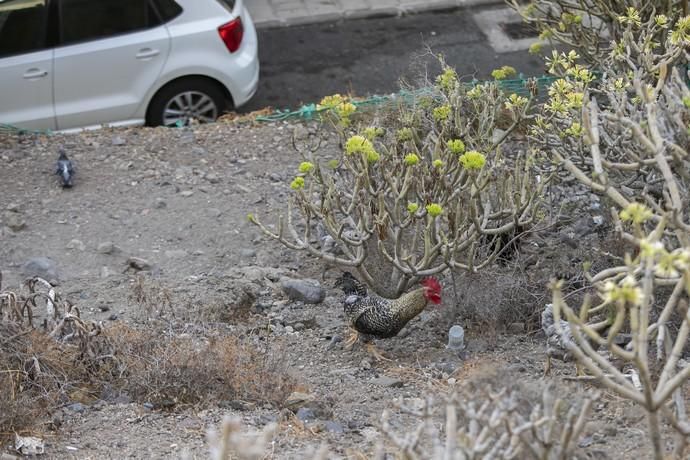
[0,120,664,458]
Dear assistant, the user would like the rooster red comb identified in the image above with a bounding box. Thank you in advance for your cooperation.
[421,277,441,294]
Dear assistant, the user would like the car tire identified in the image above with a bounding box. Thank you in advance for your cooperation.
[146,78,228,127]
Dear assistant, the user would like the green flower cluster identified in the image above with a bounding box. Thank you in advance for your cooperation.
[318,94,357,126]
[619,202,653,224]
[637,238,690,278]
[505,93,528,110]
[655,14,669,27]
[364,126,385,140]
[407,202,419,213]
[528,42,543,54]
[601,275,642,306]
[564,122,583,137]
[396,127,414,142]
[317,94,345,109]
[433,105,451,122]
[298,161,315,173]
[436,67,458,92]
[345,135,379,162]
[290,176,305,190]
[491,65,517,80]
[545,79,585,115]
[446,139,465,154]
[617,7,641,27]
[426,203,443,217]
[558,11,582,30]
[404,153,420,166]
[458,150,486,170]
[670,16,690,44]
[336,102,356,119]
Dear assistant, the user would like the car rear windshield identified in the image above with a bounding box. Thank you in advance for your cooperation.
[215,0,236,13]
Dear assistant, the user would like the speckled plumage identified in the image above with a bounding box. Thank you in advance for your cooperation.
[335,272,436,339]
[542,303,575,362]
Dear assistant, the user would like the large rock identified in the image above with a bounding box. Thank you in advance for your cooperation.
[21,257,59,280]
[281,278,325,304]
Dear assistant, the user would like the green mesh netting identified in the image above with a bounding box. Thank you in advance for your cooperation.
[254,74,562,122]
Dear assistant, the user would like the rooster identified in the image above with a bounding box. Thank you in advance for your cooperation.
[335,272,442,360]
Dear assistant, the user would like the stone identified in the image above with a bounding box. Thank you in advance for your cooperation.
[97,242,116,254]
[100,266,114,278]
[180,190,194,197]
[281,278,326,304]
[205,172,220,184]
[370,376,403,388]
[111,136,126,146]
[240,248,257,258]
[6,202,21,212]
[5,213,26,231]
[324,421,344,434]
[126,257,152,271]
[66,402,87,413]
[21,257,58,280]
[66,239,86,251]
[296,407,316,422]
[154,198,167,209]
[206,208,222,218]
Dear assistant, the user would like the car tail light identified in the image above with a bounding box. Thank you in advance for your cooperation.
[218,18,244,52]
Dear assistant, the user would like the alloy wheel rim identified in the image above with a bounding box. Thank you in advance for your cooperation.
[162,91,218,126]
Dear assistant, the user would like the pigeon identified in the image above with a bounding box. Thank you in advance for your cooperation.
[55,148,74,187]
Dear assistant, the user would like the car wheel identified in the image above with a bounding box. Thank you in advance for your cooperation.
[147,78,227,127]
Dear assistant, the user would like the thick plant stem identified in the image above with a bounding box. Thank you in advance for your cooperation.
[647,410,664,460]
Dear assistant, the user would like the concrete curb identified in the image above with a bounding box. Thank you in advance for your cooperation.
[249,0,506,29]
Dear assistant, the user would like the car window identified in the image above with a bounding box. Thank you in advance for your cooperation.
[215,0,236,13]
[151,0,182,23]
[0,0,48,58]
[59,0,161,46]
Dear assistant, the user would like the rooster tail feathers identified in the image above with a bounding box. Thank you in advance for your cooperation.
[335,271,368,297]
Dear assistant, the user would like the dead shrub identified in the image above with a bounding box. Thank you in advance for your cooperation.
[1,277,297,446]
[104,323,297,408]
[128,275,174,320]
[0,322,93,437]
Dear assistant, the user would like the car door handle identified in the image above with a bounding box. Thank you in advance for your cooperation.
[23,68,48,79]
[136,48,160,60]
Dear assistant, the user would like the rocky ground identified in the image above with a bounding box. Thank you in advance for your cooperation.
[0,120,664,458]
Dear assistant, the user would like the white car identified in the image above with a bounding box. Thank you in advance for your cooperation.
[0,0,259,131]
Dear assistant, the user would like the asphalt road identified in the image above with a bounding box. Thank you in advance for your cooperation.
[240,6,547,112]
